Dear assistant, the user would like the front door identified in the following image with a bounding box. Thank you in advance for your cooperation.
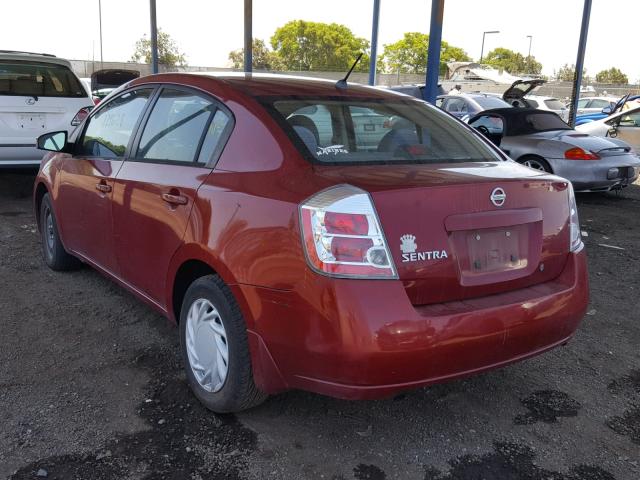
[57,88,153,274]
[112,87,232,306]
[614,110,640,151]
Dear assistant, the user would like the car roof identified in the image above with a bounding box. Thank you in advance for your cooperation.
[0,50,72,68]
[132,72,409,100]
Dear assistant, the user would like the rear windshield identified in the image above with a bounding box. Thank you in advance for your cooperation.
[474,96,510,109]
[265,98,500,165]
[544,99,565,110]
[0,60,86,98]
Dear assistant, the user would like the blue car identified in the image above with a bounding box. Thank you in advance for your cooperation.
[575,94,640,125]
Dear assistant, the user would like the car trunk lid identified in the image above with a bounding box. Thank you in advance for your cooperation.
[313,161,571,305]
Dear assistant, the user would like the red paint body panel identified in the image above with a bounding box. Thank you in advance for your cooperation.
[34,73,589,401]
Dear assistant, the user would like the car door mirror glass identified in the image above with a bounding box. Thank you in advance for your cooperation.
[37,131,67,152]
[602,106,612,115]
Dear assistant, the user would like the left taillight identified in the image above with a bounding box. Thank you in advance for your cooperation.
[71,107,92,126]
[564,147,599,160]
[568,183,582,252]
[299,184,397,279]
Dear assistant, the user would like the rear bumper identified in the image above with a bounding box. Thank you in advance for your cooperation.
[548,156,640,191]
[239,248,589,399]
[0,145,43,166]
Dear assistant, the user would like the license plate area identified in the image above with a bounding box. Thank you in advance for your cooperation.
[449,222,542,287]
[18,114,46,130]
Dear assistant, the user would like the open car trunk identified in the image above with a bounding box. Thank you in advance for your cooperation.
[90,69,139,94]
[503,79,546,107]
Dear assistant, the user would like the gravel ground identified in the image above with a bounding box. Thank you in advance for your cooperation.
[1,170,638,480]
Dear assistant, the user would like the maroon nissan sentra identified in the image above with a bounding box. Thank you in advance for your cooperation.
[33,73,588,412]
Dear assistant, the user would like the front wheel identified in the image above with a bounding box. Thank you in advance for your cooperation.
[179,275,267,413]
[39,193,80,271]
[518,156,552,173]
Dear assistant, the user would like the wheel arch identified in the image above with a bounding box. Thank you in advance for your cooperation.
[166,244,242,325]
[33,182,49,228]
[516,154,553,173]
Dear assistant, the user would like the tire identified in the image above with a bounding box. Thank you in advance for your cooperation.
[179,274,267,413]
[39,193,80,271]
[518,156,552,173]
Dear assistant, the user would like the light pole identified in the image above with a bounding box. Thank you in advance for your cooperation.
[479,30,499,63]
[98,0,103,68]
[526,35,533,73]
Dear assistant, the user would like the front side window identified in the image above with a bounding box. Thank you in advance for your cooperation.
[577,99,589,108]
[619,111,640,127]
[136,89,214,163]
[267,97,500,164]
[0,60,86,98]
[79,88,152,158]
[589,99,611,109]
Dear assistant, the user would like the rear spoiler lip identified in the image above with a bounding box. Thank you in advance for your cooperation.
[595,146,631,153]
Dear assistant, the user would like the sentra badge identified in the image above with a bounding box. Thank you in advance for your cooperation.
[400,234,448,263]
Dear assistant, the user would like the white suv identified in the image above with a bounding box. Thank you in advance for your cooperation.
[0,51,93,167]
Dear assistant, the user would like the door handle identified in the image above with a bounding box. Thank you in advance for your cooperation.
[95,182,112,193]
[162,192,188,206]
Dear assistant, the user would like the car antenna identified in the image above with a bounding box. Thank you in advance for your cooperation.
[336,53,363,90]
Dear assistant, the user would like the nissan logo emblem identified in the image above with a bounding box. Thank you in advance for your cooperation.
[25,97,36,105]
[490,187,506,207]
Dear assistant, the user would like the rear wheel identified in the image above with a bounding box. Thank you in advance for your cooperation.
[39,193,80,271]
[179,274,267,413]
[518,156,552,173]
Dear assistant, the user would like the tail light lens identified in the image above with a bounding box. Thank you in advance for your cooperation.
[564,147,599,160]
[71,107,92,126]
[568,183,582,252]
[300,184,397,278]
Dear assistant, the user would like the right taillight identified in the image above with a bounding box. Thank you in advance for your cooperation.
[71,107,92,126]
[568,183,582,252]
[564,147,599,160]
[299,184,397,279]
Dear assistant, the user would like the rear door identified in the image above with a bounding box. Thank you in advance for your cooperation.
[58,87,154,274]
[112,86,233,305]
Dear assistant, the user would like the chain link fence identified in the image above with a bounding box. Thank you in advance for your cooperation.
[70,59,640,99]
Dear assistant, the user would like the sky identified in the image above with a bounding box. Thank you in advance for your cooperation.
[2,0,638,81]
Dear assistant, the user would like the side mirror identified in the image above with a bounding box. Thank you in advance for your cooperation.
[37,131,68,152]
[601,106,612,115]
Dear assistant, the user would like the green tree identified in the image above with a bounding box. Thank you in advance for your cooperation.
[483,47,542,75]
[555,63,589,82]
[379,32,470,74]
[228,39,284,71]
[595,67,628,84]
[131,29,186,67]
[270,20,369,72]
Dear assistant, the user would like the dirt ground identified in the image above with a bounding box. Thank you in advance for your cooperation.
[1,170,638,480]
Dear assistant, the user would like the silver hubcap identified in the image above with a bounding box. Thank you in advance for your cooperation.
[45,209,55,251]
[185,299,229,393]
[523,159,546,171]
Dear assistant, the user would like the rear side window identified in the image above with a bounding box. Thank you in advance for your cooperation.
[79,89,152,158]
[136,89,215,163]
[197,109,231,164]
[0,60,86,98]
[267,98,500,164]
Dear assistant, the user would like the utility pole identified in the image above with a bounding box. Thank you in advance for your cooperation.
[150,0,158,74]
[368,0,380,86]
[244,0,252,72]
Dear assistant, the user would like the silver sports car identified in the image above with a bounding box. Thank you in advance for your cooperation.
[468,108,640,192]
